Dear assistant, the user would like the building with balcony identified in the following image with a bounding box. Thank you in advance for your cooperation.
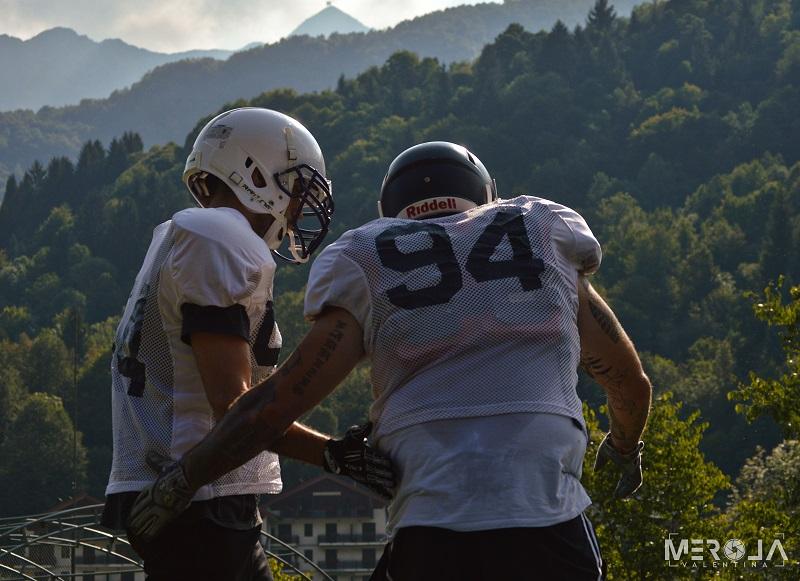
[262,473,389,581]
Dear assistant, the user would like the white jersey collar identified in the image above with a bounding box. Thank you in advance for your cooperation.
[213,206,253,230]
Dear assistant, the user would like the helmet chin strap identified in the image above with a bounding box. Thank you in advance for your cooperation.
[287,230,308,263]
[263,215,286,250]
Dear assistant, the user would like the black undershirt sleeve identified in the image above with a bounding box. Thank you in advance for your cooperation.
[180,303,250,345]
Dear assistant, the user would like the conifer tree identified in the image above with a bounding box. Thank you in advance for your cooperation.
[588,0,617,30]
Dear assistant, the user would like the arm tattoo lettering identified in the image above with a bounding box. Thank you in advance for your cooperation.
[290,318,349,397]
[278,351,303,378]
[588,296,621,344]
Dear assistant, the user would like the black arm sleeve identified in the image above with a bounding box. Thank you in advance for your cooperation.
[180,303,250,345]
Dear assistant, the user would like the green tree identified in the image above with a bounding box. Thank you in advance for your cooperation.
[268,558,302,580]
[22,328,72,398]
[759,190,795,286]
[0,393,87,516]
[582,393,729,579]
[326,365,374,431]
[0,175,20,247]
[588,0,616,31]
[0,305,32,340]
[723,440,800,576]
[0,365,25,445]
[730,278,800,438]
[76,139,106,190]
[305,406,339,435]
[272,288,310,358]
[720,276,800,575]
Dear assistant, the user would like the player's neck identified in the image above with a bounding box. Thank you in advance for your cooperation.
[207,194,274,238]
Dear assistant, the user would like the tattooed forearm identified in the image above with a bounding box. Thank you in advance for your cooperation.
[279,351,303,378]
[578,279,651,450]
[184,378,282,487]
[219,422,283,470]
[185,329,335,485]
[581,354,628,391]
[290,319,348,396]
[183,315,356,488]
[581,352,650,450]
[588,295,621,344]
[606,403,628,444]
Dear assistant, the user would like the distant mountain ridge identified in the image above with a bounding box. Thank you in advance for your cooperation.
[291,5,370,37]
[0,0,643,191]
[0,27,233,111]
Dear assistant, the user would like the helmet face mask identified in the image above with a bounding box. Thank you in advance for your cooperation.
[183,107,333,263]
[379,141,497,221]
[273,163,334,262]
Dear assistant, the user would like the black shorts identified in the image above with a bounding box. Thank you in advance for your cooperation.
[369,513,605,581]
[102,492,272,581]
[131,517,272,581]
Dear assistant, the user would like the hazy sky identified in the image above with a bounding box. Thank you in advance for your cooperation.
[0,0,502,53]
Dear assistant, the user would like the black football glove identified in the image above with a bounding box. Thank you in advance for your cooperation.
[126,451,196,543]
[594,432,644,499]
[323,423,396,500]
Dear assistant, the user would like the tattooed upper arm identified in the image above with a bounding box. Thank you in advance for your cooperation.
[579,277,624,346]
[577,277,651,446]
[587,295,621,344]
[577,277,643,390]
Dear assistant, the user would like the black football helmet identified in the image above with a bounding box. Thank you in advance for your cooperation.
[379,141,497,220]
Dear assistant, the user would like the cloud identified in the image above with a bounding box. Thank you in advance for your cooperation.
[341,0,488,30]
[0,0,500,52]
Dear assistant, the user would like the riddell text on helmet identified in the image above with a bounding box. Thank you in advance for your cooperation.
[403,197,476,219]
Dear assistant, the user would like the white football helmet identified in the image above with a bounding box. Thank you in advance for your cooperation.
[183,107,333,263]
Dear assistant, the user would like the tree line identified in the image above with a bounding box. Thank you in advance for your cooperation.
[0,0,797,575]
[0,0,642,193]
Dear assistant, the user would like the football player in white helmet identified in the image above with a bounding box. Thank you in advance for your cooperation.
[127,141,651,581]
[102,108,393,581]
[183,107,334,263]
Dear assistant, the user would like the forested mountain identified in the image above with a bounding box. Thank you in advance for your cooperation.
[0,0,642,192]
[0,27,233,111]
[0,0,799,574]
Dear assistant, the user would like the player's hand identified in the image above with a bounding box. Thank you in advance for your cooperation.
[594,433,644,499]
[323,423,396,501]
[126,451,196,543]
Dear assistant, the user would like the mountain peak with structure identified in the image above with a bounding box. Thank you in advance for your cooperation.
[291,3,370,38]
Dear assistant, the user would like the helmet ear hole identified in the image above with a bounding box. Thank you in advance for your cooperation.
[245,157,254,168]
[252,167,266,188]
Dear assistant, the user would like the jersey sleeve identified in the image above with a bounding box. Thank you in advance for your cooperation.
[548,203,602,275]
[304,230,372,330]
[167,226,269,343]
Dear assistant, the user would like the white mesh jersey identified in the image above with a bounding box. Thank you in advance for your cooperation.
[106,207,283,500]
[305,195,601,440]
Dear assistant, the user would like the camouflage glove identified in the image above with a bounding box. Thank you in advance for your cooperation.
[126,451,196,543]
[594,433,644,499]
[323,423,396,501]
